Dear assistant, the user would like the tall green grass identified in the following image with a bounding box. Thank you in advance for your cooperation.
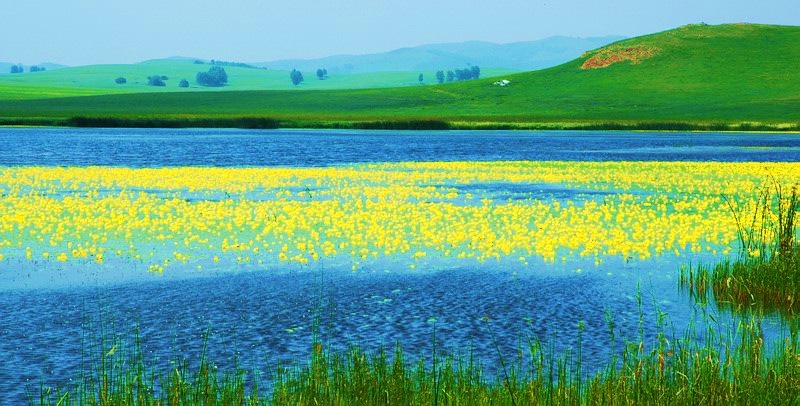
[31,295,800,404]
[682,183,799,313]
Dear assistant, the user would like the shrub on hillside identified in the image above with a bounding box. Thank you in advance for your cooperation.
[147,75,166,86]
[196,66,228,87]
[290,69,304,86]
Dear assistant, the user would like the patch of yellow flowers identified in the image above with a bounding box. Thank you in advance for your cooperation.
[0,162,796,272]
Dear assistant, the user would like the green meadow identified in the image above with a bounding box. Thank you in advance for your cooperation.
[0,59,518,100]
[1,23,799,130]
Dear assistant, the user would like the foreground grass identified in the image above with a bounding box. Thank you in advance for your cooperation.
[33,309,800,405]
[682,184,799,313]
[2,24,800,130]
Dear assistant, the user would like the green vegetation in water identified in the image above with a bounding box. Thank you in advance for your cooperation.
[32,297,800,404]
[682,183,800,314]
[2,24,800,130]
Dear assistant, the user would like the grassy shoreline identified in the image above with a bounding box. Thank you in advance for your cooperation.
[2,116,800,132]
[31,303,800,405]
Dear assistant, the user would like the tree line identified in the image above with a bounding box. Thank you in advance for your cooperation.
[114,76,189,88]
[433,66,480,84]
[195,59,266,70]
[290,68,329,86]
[9,65,46,73]
[111,66,226,88]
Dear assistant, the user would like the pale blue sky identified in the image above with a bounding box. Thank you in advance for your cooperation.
[1,0,797,65]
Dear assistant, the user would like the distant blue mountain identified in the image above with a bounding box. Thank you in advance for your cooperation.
[253,36,625,74]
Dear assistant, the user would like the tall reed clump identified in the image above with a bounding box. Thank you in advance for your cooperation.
[682,182,799,313]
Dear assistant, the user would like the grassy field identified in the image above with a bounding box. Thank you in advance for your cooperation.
[1,23,799,129]
[0,59,518,100]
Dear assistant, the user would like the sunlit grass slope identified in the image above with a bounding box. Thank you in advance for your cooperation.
[0,23,798,127]
[0,59,517,100]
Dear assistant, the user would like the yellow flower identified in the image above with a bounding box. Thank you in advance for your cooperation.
[0,162,795,272]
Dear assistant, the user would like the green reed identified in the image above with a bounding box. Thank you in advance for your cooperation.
[682,183,799,313]
[30,299,800,405]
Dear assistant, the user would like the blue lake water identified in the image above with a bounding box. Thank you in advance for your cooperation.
[1,127,799,166]
[0,128,798,401]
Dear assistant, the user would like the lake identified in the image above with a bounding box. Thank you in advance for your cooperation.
[1,128,800,166]
[0,128,798,401]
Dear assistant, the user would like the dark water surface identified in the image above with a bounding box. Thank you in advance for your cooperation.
[0,128,798,402]
[1,127,799,166]
[1,261,758,401]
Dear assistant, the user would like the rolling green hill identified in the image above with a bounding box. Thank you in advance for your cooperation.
[1,23,799,130]
[0,59,517,100]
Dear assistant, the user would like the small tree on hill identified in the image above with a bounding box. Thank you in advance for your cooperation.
[290,69,304,86]
[10,65,23,74]
[147,75,166,86]
[115,77,127,84]
[196,66,228,87]
[446,70,455,82]
[470,65,480,80]
[179,79,189,88]
[316,68,325,80]
[30,66,45,72]
[435,70,444,84]
[418,73,424,84]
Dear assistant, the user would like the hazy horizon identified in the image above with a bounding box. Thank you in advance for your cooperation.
[5,34,626,68]
[1,0,798,66]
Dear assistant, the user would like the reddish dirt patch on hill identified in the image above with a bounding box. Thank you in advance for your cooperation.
[581,45,661,69]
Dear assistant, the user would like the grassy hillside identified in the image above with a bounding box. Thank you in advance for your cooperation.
[0,59,517,100]
[1,24,798,129]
